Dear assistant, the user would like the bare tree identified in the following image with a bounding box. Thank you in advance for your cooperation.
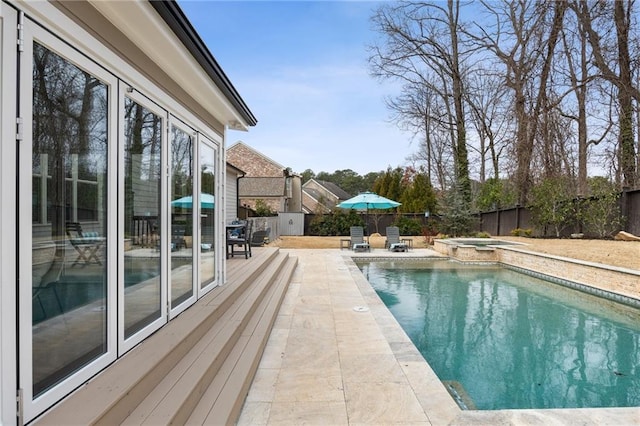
[369,0,471,202]
[557,4,611,195]
[571,0,639,188]
[385,83,436,183]
[468,0,567,203]
[464,70,511,182]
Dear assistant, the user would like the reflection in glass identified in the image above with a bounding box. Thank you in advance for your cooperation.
[123,98,162,338]
[170,126,194,307]
[200,143,216,288]
[32,43,108,396]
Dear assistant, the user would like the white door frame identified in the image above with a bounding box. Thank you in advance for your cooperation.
[0,4,18,424]
[117,87,169,355]
[168,116,198,319]
[197,135,220,297]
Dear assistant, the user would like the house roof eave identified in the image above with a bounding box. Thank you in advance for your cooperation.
[149,1,257,128]
[88,0,257,130]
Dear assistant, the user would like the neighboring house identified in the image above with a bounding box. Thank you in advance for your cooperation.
[302,179,352,214]
[227,142,302,213]
[0,1,257,423]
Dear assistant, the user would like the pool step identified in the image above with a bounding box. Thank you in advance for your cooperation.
[35,247,297,426]
[443,380,477,410]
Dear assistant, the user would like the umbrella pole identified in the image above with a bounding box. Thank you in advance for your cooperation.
[366,205,369,239]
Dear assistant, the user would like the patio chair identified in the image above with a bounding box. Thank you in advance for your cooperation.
[350,226,370,252]
[227,220,252,259]
[66,222,105,266]
[171,228,186,252]
[250,229,268,247]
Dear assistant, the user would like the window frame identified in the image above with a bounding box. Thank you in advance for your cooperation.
[197,135,220,296]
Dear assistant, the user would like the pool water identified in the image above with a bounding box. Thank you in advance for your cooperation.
[358,260,640,410]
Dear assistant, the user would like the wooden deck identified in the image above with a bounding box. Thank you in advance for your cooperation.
[35,247,297,425]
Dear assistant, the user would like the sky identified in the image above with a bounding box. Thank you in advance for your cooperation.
[178,1,414,176]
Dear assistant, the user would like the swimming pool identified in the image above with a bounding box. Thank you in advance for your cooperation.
[358,260,640,410]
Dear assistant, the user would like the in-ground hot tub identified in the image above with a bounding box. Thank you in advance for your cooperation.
[433,238,521,261]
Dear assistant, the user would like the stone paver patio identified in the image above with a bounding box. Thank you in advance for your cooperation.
[238,248,640,425]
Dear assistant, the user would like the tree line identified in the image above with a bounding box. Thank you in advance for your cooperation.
[301,166,437,214]
[365,0,639,214]
[300,0,638,237]
[302,166,625,238]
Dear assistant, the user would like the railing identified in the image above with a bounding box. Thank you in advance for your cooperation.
[131,215,158,247]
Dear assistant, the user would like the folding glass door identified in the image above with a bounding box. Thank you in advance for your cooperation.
[19,15,222,422]
[170,120,197,316]
[120,91,167,352]
[21,23,117,421]
[199,139,217,294]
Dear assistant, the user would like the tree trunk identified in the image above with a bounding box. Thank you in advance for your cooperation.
[448,0,471,203]
[614,0,636,188]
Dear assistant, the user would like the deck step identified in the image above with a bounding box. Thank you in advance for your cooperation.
[187,256,297,425]
[35,247,295,426]
[120,252,293,425]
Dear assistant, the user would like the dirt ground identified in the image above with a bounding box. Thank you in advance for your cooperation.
[268,234,640,271]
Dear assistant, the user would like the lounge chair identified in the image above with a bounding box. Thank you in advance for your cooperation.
[350,226,370,252]
[385,226,407,252]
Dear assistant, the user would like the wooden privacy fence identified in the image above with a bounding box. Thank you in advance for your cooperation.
[301,189,640,238]
[477,188,639,238]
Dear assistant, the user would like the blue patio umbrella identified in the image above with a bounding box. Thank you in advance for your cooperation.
[336,191,401,211]
[171,193,215,209]
[337,192,401,234]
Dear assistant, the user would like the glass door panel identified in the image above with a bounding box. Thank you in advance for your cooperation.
[123,97,162,338]
[31,42,109,397]
[170,124,195,310]
[199,141,216,289]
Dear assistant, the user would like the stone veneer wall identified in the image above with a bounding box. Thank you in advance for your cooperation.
[432,239,640,301]
[498,247,640,300]
[433,240,499,261]
[445,245,498,261]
